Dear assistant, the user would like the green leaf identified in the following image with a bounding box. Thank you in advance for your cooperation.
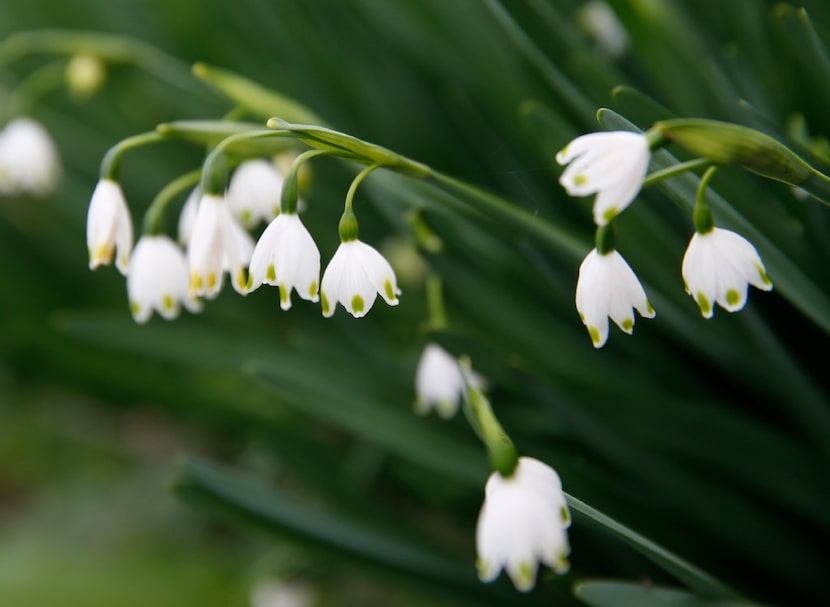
[573,580,764,607]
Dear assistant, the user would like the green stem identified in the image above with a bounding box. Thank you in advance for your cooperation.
[344,162,383,213]
[100,131,167,180]
[642,158,711,189]
[142,169,202,235]
[693,165,719,234]
[425,273,447,332]
[459,357,518,477]
[595,223,616,255]
[282,148,333,214]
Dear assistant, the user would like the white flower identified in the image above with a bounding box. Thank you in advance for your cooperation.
[247,213,320,310]
[681,227,772,318]
[187,193,249,298]
[127,235,201,323]
[575,248,655,348]
[177,186,200,245]
[320,240,401,318]
[86,178,134,275]
[476,457,571,593]
[227,159,285,228]
[0,117,61,197]
[414,343,464,418]
[556,131,650,226]
[250,578,314,607]
[578,1,629,59]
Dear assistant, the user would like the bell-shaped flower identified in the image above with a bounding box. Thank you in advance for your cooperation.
[227,159,285,228]
[177,186,200,245]
[247,213,321,310]
[0,117,61,197]
[575,248,655,348]
[414,343,464,418]
[320,240,401,318]
[556,131,650,226]
[187,193,249,298]
[86,178,134,275]
[681,227,772,318]
[127,235,201,323]
[476,457,571,593]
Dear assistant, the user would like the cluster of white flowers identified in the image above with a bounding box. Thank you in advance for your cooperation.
[0,117,61,198]
[556,131,772,347]
[86,156,400,323]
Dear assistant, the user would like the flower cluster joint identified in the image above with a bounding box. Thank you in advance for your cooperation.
[476,457,571,592]
[556,131,650,226]
[575,248,655,348]
[682,227,772,318]
[86,178,134,275]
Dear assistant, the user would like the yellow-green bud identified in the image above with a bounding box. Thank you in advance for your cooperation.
[656,118,813,185]
[65,54,106,101]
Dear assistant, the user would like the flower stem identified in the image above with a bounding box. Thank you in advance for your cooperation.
[693,165,719,234]
[281,148,333,215]
[199,129,288,195]
[100,130,167,181]
[642,157,711,189]
[344,162,383,213]
[142,168,202,236]
[459,357,518,477]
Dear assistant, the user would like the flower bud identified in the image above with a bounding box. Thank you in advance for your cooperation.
[656,118,813,185]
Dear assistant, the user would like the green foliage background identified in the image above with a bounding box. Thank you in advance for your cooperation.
[1,1,829,606]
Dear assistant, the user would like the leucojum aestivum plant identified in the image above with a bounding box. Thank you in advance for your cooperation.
[3,10,830,605]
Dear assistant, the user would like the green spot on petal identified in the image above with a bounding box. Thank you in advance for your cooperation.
[130,301,141,315]
[647,300,655,315]
[622,318,634,331]
[602,207,618,223]
[279,283,289,306]
[266,264,276,282]
[384,279,395,301]
[587,326,601,346]
[242,210,251,224]
[573,174,588,186]
[757,265,772,287]
[321,292,330,315]
[162,295,174,311]
[309,280,318,298]
[726,289,740,306]
[518,562,535,590]
[351,294,364,314]
[236,268,247,289]
[560,505,570,526]
[207,272,217,290]
[696,291,711,316]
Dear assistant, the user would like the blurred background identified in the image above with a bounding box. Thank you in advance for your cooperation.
[1,1,830,605]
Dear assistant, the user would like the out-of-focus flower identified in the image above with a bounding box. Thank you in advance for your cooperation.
[249,578,315,607]
[247,213,320,310]
[86,178,134,275]
[414,342,464,418]
[127,235,201,323]
[65,53,106,100]
[187,193,249,298]
[556,131,650,225]
[227,158,285,228]
[477,456,571,592]
[578,1,629,59]
[0,117,61,197]
[320,240,400,318]
[575,248,655,348]
[681,227,772,318]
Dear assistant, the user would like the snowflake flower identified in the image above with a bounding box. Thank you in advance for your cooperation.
[227,158,285,228]
[127,235,201,323]
[86,178,134,275]
[556,131,650,225]
[575,248,655,348]
[247,213,321,310]
[0,117,61,197]
[477,457,571,592]
[681,227,772,318]
[320,240,400,318]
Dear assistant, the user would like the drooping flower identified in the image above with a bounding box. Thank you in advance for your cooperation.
[320,240,401,318]
[0,117,61,197]
[127,235,201,323]
[414,343,464,418]
[227,158,284,228]
[577,1,629,59]
[575,248,655,348]
[86,178,134,275]
[556,131,650,225]
[247,213,320,310]
[187,193,249,298]
[177,186,200,245]
[681,227,772,318]
[476,457,571,593]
